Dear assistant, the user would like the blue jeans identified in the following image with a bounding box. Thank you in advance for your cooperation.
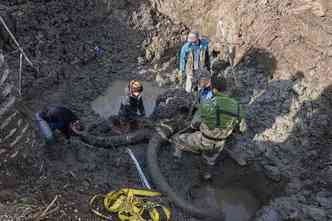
[35,112,55,144]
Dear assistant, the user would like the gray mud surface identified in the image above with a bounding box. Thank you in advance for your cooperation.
[0,0,151,220]
[1,0,328,221]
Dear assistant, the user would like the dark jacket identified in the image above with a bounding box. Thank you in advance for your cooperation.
[119,93,145,120]
[40,106,79,138]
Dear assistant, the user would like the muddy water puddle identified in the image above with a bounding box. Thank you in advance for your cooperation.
[216,187,260,221]
[186,159,267,221]
[92,80,166,119]
[192,184,260,221]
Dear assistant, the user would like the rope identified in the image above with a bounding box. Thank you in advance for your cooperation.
[19,53,22,96]
[90,188,171,221]
[0,16,35,69]
[0,15,39,97]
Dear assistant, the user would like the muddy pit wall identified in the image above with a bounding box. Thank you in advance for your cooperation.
[149,0,332,85]
[145,0,332,220]
[0,0,331,220]
[0,53,35,164]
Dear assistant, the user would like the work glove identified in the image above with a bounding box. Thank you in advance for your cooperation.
[175,70,185,86]
[190,111,201,129]
[239,119,247,133]
[234,119,247,134]
[155,123,174,140]
[190,121,201,130]
[139,112,146,117]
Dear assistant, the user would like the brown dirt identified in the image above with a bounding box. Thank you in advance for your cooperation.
[149,0,332,86]
[0,0,331,221]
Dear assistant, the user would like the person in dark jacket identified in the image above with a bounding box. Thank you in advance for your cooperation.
[35,106,81,144]
[117,80,146,132]
[119,80,145,119]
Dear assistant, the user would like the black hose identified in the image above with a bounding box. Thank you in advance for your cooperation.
[79,125,224,220]
[146,134,224,221]
[78,128,152,148]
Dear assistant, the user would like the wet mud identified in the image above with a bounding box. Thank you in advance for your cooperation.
[0,0,290,220]
[150,141,285,221]
[192,186,260,221]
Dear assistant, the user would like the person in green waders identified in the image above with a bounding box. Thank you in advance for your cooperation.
[172,75,247,180]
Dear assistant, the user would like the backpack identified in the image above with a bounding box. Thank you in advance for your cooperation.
[199,94,242,130]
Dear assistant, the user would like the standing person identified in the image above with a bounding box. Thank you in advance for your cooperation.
[177,31,210,93]
[35,106,82,144]
[172,77,246,180]
[117,80,146,132]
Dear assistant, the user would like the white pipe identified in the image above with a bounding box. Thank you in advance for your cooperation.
[126,148,152,189]
[18,53,23,96]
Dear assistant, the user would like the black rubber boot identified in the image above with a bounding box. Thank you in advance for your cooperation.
[202,149,222,181]
[203,163,214,181]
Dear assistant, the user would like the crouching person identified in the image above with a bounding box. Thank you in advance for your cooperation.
[117,80,146,132]
[35,106,82,144]
[172,76,246,180]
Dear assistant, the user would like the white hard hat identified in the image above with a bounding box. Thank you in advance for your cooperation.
[188,31,199,43]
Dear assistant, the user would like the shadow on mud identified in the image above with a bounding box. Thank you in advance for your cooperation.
[279,84,332,191]
[154,142,286,221]
[5,0,330,218]
[147,48,289,220]
[80,47,291,220]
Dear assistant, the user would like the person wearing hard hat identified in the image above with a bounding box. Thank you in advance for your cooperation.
[117,80,146,131]
[177,31,210,93]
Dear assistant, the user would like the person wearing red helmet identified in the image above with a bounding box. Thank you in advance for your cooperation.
[116,80,146,132]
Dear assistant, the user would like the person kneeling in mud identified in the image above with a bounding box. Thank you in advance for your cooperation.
[35,106,82,145]
[172,76,246,180]
[116,80,146,133]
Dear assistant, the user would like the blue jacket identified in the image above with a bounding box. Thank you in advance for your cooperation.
[198,87,213,104]
[179,38,210,73]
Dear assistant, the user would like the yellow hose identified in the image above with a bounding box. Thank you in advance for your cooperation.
[90,188,171,221]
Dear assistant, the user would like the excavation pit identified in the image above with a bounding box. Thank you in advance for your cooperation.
[191,185,260,221]
[156,145,286,220]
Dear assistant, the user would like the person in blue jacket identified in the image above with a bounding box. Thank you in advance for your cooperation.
[191,69,214,129]
[178,31,210,93]
[197,70,213,104]
[35,106,82,144]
